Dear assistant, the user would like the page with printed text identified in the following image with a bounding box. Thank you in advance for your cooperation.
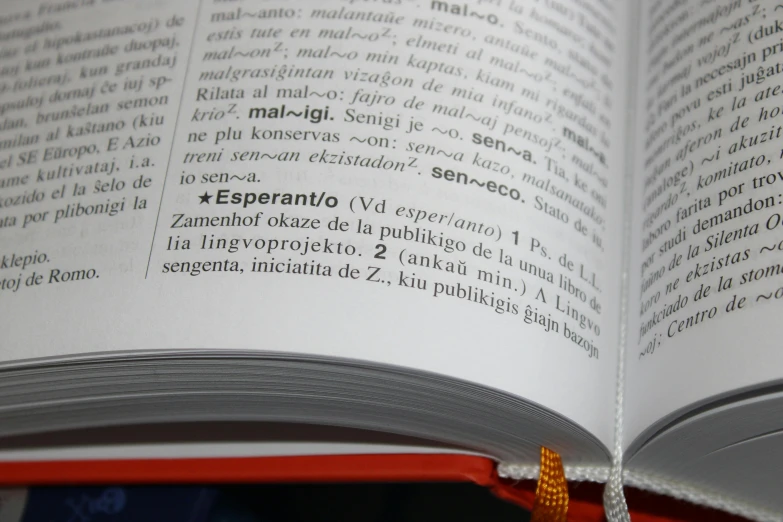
[0,0,631,448]
[625,0,783,447]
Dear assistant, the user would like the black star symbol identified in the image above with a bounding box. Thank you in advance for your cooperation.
[199,192,212,204]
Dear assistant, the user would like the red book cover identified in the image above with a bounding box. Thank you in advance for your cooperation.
[0,453,750,521]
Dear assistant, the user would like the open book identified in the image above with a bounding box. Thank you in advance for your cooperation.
[1,0,782,518]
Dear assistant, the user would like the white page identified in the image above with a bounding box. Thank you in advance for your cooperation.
[0,0,630,448]
[625,0,783,447]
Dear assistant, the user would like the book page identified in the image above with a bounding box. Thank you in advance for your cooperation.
[0,0,630,447]
[626,0,783,447]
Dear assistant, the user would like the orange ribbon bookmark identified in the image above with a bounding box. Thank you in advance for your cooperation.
[531,447,569,522]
